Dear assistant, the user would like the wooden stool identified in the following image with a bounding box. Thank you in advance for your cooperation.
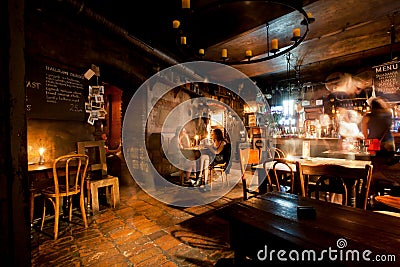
[89,176,120,213]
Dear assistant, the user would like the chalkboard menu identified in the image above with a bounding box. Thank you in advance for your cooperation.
[372,60,400,102]
[26,59,86,121]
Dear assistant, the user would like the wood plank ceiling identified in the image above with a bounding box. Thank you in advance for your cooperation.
[38,0,400,94]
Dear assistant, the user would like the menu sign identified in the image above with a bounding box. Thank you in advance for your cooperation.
[372,60,400,101]
[26,59,86,121]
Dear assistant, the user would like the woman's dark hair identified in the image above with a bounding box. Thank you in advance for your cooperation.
[213,128,224,141]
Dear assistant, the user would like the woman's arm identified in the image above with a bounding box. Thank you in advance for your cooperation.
[361,115,369,139]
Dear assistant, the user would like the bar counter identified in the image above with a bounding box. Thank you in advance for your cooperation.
[273,137,341,157]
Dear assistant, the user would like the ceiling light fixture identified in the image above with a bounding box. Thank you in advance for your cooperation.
[172,0,315,65]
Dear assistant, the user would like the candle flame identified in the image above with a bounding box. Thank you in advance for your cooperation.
[39,147,45,156]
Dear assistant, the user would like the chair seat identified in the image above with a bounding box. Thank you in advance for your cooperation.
[42,185,81,197]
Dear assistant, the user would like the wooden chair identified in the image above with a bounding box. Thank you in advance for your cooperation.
[239,146,261,200]
[266,147,286,159]
[261,147,292,193]
[270,158,305,197]
[208,143,231,189]
[40,154,89,239]
[297,162,373,209]
[77,140,120,213]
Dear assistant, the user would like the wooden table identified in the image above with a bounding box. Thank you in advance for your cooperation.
[322,150,372,160]
[256,157,372,207]
[218,191,400,266]
[28,162,54,224]
[257,157,371,170]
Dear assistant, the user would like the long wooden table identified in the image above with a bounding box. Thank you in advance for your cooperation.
[259,157,371,170]
[218,191,400,266]
[255,157,372,208]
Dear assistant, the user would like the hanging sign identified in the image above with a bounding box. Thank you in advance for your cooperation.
[372,60,400,101]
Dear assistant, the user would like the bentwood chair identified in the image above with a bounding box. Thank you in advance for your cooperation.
[239,146,261,200]
[270,158,305,197]
[297,162,373,209]
[209,143,231,189]
[267,147,286,159]
[261,147,292,193]
[40,154,89,239]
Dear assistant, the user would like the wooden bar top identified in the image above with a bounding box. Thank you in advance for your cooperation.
[218,192,400,266]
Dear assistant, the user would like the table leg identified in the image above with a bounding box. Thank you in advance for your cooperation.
[86,173,92,214]
[30,190,35,225]
[257,167,268,194]
[344,179,357,208]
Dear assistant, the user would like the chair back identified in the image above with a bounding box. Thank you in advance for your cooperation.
[221,142,232,171]
[77,140,108,177]
[298,162,373,209]
[267,147,286,159]
[239,147,260,176]
[271,158,305,197]
[52,154,89,196]
[239,146,262,200]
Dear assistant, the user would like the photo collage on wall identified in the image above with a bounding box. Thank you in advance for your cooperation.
[85,85,107,125]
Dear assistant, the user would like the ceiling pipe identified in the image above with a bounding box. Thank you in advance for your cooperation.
[60,0,203,81]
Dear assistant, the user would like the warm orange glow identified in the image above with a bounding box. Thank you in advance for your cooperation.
[293,28,300,38]
[245,50,253,57]
[198,48,205,55]
[181,36,187,45]
[271,39,278,50]
[172,20,180,29]
[221,49,228,58]
[182,0,190,9]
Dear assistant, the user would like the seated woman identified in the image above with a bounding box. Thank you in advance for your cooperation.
[191,128,229,187]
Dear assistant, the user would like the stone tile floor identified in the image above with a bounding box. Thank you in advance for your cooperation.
[30,173,244,266]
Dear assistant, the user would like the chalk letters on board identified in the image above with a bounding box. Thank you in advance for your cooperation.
[373,61,400,101]
[26,59,86,121]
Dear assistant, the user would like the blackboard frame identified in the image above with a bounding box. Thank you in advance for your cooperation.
[372,60,400,102]
[26,57,87,121]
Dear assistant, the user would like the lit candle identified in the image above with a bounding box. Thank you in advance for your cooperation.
[172,20,180,29]
[271,39,278,50]
[39,147,45,164]
[307,12,313,19]
[221,48,228,58]
[182,0,190,9]
[194,135,199,146]
[198,48,205,55]
[245,50,253,57]
[293,28,300,38]
[180,36,187,45]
